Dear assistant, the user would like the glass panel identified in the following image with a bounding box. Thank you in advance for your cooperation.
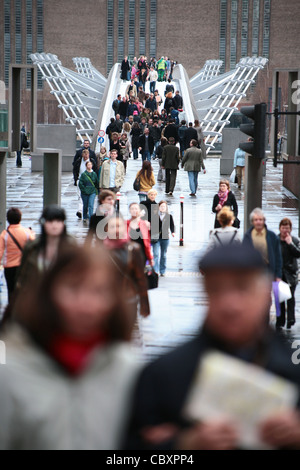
[230,0,238,69]
[139,0,146,56]
[219,0,227,73]
[241,0,249,57]
[15,0,22,64]
[37,0,44,88]
[149,0,157,59]
[252,0,260,56]
[107,0,114,74]
[128,0,135,58]
[262,0,270,58]
[117,0,124,62]
[4,0,11,86]
[26,0,33,88]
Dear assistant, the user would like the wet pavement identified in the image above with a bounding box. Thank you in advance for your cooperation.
[1,151,299,362]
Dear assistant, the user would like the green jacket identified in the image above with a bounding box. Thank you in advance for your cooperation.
[79,170,99,195]
[156,58,166,70]
[181,147,205,172]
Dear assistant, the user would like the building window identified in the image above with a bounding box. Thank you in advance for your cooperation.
[252,0,260,57]
[26,0,33,88]
[139,0,146,56]
[37,0,44,89]
[241,0,249,57]
[263,0,270,58]
[15,0,22,64]
[219,0,227,72]
[230,0,238,69]
[128,0,135,59]
[4,0,11,86]
[107,0,114,74]
[149,0,156,59]
[117,0,124,62]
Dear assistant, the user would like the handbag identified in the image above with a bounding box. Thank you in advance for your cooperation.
[145,265,159,289]
[232,217,240,229]
[22,134,29,149]
[133,175,141,191]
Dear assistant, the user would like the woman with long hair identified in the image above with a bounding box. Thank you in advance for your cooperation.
[135,160,155,202]
[127,202,154,268]
[0,244,139,449]
[212,179,239,229]
[103,215,150,319]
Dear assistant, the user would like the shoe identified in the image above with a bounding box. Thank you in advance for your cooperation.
[189,193,196,196]
[238,185,241,189]
[76,211,82,219]
[287,321,295,329]
[83,219,88,225]
[168,192,173,196]
[160,273,165,277]
[17,165,22,168]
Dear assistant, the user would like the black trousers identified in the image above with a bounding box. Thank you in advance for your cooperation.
[165,169,177,193]
[276,284,297,327]
[4,266,18,303]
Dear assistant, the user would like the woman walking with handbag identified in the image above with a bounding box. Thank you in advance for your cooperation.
[135,161,156,202]
[79,161,99,224]
[0,208,35,303]
[212,179,239,229]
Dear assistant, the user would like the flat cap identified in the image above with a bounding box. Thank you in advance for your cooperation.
[199,244,267,273]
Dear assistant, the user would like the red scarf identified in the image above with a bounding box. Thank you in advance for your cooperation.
[48,333,107,376]
[218,189,229,207]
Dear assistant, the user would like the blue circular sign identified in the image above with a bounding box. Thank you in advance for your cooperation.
[98,136,104,144]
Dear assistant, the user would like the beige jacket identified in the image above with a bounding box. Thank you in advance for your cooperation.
[99,160,125,190]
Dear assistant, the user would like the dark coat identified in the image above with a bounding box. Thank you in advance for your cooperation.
[138,134,155,155]
[130,127,142,149]
[72,154,97,183]
[278,235,300,286]
[184,127,198,149]
[243,226,282,279]
[124,326,300,450]
[163,124,179,143]
[145,97,157,112]
[173,93,183,110]
[162,144,180,169]
[121,59,130,80]
[212,191,238,228]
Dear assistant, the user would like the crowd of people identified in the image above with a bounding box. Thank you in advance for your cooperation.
[0,54,299,451]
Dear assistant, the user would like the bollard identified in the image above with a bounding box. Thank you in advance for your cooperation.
[116,191,121,215]
[179,194,184,246]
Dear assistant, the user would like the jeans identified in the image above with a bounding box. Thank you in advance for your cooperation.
[81,193,96,220]
[152,239,169,275]
[16,151,22,167]
[142,151,151,162]
[133,148,139,160]
[4,266,18,303]
[150,81,156,93]
[188,171,199,194]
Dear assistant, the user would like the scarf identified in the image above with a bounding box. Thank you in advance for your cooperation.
[218,190,229,207]
[103,235,129,250]
[48,333,107,376]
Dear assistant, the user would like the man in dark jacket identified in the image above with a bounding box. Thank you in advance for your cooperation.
[72,140,97,184]
[184,122,198,150]
[163,120,179,143]
[112,94,121,116]
[125,244,300,450]
[243,207,282,281]
[138,127,155,162]
[145,93,157,113]
[173,90,183,110]
[161,137,180,195]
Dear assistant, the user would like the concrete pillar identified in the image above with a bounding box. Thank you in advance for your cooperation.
[42,149,62,207]
[243,154,263,233]
[0,149,7,233]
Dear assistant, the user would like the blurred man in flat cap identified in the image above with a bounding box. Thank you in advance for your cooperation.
[125,244,300,450]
